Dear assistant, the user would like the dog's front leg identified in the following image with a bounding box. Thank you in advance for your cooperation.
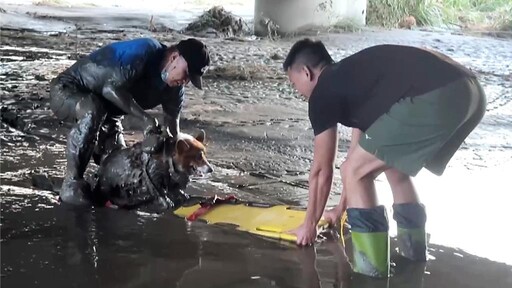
[142,154,174,211]
[171,170,190,191]
[173,188,190,207]
[164,171,189,207]
[145,195,173,212]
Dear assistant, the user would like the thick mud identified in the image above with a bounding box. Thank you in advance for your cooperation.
[1,3,512,288]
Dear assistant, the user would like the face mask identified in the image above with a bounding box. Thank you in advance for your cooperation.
[161,60,173,83]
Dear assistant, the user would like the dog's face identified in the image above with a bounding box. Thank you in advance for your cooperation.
[171,130,213,177]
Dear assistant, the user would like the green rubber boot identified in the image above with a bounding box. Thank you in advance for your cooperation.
[393,203,427,262]
[347,205,390,278]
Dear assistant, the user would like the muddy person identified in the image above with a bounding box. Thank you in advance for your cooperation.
[284,39,486,277]
[49,38,210,205]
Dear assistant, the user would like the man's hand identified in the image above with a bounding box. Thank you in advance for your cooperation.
[290,221,318,246]
[143,117,162,136]
[322,188,347,227]
[141,118,164,154]
[322,208,342,227]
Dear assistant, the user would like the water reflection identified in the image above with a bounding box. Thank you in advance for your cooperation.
[1,186,511,288]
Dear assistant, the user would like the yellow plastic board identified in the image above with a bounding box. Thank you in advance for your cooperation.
[174,201,330,243]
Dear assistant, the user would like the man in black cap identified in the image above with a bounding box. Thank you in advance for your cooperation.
[49,37,210,205]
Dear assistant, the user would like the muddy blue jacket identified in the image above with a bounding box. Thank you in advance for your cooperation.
[59,38,183,132]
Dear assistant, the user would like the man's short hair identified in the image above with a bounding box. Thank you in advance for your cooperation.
[283,38,334,71]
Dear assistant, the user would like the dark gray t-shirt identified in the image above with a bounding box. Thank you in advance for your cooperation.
[308,44,475,136]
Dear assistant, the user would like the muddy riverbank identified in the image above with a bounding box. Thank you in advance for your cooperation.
[1,3,512,287]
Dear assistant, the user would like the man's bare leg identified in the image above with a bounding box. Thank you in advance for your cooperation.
[385,169,419,204]
[326,166,419,224]
[343,145,387,208]
[323,128,362,225]
[342,144,390,278]
[386,169,427,262]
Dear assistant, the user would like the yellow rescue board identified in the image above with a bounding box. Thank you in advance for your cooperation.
[174,202,330,243]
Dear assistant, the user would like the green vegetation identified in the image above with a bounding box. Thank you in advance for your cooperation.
[367,0,512,31]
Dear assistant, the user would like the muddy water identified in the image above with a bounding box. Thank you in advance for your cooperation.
[2,3,512,288]
[3,186,512,288]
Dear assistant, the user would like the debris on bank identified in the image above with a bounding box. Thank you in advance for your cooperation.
[257,16,279,40]
[31,173,58,192]
[183,6,251,38]
[206,63,285,81]
[1,106,31,132]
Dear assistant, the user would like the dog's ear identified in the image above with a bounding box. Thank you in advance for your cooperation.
[195,129,206,143]
[176,139,189,153]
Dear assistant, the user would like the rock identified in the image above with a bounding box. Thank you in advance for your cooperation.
[0,106,30,131]
[31,174,55,191]
[270,53,283,60]
[34,74,47,81]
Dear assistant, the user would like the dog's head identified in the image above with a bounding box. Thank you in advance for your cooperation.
[171,130,213,177]
[142,129,214,177]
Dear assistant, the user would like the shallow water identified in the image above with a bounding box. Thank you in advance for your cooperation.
[2,186,512,288]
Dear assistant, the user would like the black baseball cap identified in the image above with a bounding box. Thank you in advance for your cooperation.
[176,38,210,90]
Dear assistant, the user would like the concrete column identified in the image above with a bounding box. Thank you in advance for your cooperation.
[254,0,367,36]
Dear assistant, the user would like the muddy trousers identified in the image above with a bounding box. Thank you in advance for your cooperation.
[49,79,126,204]
[92,116,126,165]
[347,204,427,278]
[66,113,126,176]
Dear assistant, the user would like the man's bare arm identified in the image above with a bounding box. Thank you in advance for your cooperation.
[304,126,339,226]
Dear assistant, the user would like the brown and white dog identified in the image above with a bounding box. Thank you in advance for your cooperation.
[92,129,213,212]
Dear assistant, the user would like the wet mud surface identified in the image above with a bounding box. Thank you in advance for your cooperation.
[1,4,512,288]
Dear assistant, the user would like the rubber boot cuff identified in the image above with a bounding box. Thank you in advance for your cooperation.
[347,205,390,278]
[393,203,427,262]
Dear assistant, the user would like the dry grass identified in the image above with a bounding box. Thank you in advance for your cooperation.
[498,19,512,31]
[367,0,512,31]
[367,0,445,27]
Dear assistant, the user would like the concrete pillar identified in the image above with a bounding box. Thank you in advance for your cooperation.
[254,0,367,36]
